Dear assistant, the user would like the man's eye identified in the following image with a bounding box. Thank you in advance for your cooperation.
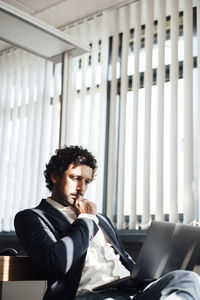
[70,175,79,181]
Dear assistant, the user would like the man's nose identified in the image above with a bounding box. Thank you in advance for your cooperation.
[76,181,85,193]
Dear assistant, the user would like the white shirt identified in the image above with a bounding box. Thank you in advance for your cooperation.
[46,198,130,295]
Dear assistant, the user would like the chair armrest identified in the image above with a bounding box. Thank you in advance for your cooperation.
[0,248,18,256]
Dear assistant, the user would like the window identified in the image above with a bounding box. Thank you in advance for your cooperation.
[0,49,61,231]
[64,0,200,229]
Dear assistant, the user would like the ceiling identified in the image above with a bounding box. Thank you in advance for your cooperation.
[0,0,132,52]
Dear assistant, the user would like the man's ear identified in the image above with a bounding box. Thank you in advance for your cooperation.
[51,174,57,184]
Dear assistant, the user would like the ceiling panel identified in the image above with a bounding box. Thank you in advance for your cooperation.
[1,0,130,28]
[3,0,35,14]
[12,0,67,13]
[34,0,131,28]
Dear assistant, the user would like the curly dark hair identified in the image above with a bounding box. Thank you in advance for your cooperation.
[44,145,98,191]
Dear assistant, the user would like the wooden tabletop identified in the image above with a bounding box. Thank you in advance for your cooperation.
[0,256,47,281]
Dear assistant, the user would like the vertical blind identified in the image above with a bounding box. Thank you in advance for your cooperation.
[64,15,109,212]
[0,49,61,231]
[183,0,193,224]
[198,0,200,222]
[64,0,200,229]
[169,0,179,223]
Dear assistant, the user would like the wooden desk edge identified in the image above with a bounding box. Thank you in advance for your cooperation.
[0,256,47,281]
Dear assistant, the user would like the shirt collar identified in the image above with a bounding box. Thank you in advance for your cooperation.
[46,197,77,221]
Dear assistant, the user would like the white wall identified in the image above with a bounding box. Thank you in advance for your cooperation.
[2,281,46,300]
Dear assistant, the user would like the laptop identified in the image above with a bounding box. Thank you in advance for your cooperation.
[93,221,200,292]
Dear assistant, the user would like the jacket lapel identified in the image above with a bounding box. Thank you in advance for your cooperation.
[32,199,73,238]
[97,214,123,256]
[37,199,72,223]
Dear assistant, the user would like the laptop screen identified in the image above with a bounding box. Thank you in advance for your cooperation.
[132,221,200,279]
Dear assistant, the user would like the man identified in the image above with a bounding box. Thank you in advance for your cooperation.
[14,145,200,300]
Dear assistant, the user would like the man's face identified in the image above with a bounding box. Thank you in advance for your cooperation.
[51,164,93,207]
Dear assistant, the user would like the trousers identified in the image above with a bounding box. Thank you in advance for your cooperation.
[75,270,200,300]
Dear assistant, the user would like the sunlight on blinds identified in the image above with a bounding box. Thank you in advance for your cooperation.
[63,15,108,212]
[0,49,61,231]
[59,0,200,229]
[183,0,194,224]
[117,5,130,229]
[197,0,200,223]
[168,0,179,223]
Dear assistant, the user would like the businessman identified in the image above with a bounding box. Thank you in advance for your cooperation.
[14,145,200,299]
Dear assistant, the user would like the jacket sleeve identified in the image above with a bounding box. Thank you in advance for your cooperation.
[14,209,99,278]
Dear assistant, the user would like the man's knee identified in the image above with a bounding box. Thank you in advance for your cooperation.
[183,271,200,284]
[133,271,200,300]
[160,270,200,299]
[165,270,200,284]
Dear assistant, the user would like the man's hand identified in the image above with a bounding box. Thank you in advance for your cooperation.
[74,198,97,216]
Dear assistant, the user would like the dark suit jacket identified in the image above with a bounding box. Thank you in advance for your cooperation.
[14,199,135,300]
